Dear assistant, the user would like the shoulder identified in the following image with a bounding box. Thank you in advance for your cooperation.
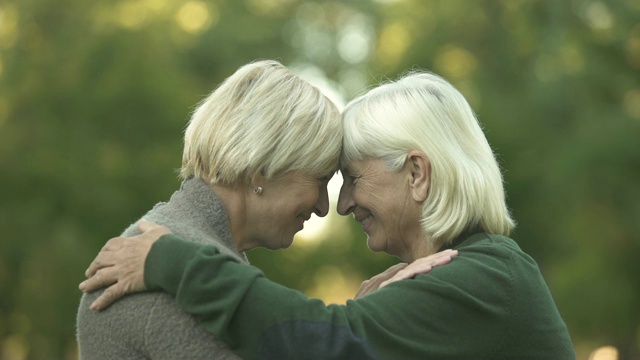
[454,232,538,272]
[456,232,522,256]
[414,233,543,310]
[77,290,239,357]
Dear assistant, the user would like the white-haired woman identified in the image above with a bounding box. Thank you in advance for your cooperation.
[80,72,575,359]
[77,60,345,359]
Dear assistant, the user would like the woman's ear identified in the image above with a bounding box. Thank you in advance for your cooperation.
[406,150,430,202]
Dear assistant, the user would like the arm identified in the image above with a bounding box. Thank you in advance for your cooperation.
[79,224,377,358]
[142,236,480,360]
[144,235,380,359]
[143,235,517,360]
[80,222,468,359]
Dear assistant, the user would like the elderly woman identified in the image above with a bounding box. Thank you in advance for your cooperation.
[80,72,575,359]
[76,60,345,359]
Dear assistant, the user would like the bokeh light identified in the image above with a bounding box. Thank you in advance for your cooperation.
[116,0,149,29]
[623,88,640,120]
[337,13,374,64]
[626,24,640,69]
[245,0,294,17]
[433,44,478,79]
[589,345,619,360]
[375,22,411,69]
[582,1,614,31]
[175,1,217,34]
[0,96,9,127]
[1,334,28,360]
[0,3,19,49]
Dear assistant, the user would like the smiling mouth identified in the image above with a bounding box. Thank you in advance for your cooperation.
[355,215,373,231]
[297,216,310,229]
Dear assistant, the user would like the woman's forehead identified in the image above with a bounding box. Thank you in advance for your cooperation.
[341,158,377,174]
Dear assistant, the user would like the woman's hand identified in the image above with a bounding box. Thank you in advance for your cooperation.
[79,219,172,310]
[354,249,458,298]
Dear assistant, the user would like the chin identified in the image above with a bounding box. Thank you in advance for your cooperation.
[280,236,295,249]
[264,238,293,250]
[280,242,294,249]
[366,237,386,253]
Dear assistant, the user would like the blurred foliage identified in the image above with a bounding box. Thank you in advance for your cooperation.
[0,0,639,359]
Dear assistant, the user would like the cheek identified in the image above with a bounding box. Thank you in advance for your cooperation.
[311,188,321,203]
[353,183,375,206]
[289,189,319,215]
[304,187,321,208]
[359,184,387,212]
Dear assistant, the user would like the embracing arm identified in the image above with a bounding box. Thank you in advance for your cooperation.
[81,226,575,359]
[145,235,380,359]
[80,221,460,360]
[141,236,472,360]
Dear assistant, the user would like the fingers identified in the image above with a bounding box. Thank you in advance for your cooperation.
[90,283,126,311]
[80,264,146,311]
[137,219,155,232]
[137,219,171,236]
[80,223,165,311]
[101,236,126,252]
[428,248,458,260]
[80,267,118,293]
[84,250,117,278]
[378,249,459,289]
[379,263,408,277]
[411,249,458,270]
[84,225,165,279]
[379,266,432,289]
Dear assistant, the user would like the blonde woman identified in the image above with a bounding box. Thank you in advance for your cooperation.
[77,60,344,359]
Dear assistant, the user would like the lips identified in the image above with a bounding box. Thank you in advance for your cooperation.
[354,213,373,232]
[297,215,310,230]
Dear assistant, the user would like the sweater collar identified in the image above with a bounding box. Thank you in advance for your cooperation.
[167,176,239,257]
[436,230,484,252]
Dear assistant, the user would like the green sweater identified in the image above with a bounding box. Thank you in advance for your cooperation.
[145,232,575,360]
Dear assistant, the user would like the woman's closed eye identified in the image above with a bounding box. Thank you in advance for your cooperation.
[317,173,334,184]
[344,173,360,186]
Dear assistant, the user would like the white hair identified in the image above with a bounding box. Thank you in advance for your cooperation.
[181,60,342,185]
[341,72,515,250]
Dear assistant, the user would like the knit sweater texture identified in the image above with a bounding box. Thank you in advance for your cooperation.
[145,232,575,360]
[76,177,246,359]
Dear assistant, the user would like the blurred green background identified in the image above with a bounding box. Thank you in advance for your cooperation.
[1,0,639,359]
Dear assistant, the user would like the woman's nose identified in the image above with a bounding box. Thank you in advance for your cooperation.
[314,184,329,217]
[337,182,355,216]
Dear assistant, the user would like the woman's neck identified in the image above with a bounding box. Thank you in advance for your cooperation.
[208,182,252,252]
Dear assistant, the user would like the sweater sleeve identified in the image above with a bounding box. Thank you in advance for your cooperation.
[144,234,574,360]
[145,234,381,359]
[143,235,508,360]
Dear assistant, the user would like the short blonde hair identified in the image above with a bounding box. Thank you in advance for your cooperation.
[341,72,515,250]
[181,60,342,185]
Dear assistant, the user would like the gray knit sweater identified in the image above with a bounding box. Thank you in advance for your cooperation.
[76,177,247,359]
